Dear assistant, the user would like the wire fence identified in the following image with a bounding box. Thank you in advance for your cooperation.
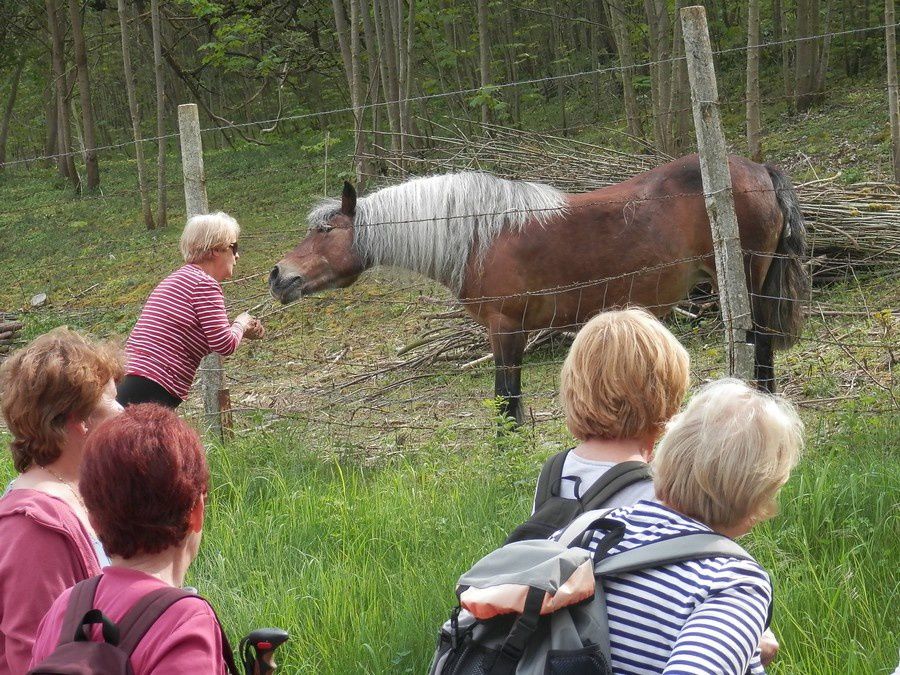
[1,17,898,452]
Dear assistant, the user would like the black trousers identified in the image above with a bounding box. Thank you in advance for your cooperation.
[116,374,183,409]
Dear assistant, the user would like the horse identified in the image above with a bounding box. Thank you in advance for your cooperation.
[269,154,809,424]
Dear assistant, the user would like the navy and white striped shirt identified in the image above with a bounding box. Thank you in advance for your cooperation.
[586,500,770,674]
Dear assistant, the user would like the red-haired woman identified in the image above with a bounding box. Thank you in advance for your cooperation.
[30,404,231,673]
[0,328,123,675]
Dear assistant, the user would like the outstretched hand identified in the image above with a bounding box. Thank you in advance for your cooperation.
[236,313,265,339]
[244,318,265,340]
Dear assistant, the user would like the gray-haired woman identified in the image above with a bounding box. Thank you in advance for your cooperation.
[117,212,264,408]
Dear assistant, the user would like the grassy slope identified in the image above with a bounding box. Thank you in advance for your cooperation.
[1,81,899,673]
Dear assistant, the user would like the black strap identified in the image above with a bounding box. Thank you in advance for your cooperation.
[73,609,120,646]
[533,450,570,509]
[579,460,650,510]
[489,586,545,675]
[58,575,103,646]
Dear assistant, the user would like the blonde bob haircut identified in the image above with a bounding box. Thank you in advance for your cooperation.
[179,212,240,263]
[652,378,804,531]
[0,327,123,473]
[560,307,690,441]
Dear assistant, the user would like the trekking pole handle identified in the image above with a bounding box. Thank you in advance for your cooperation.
[241,628,289,675]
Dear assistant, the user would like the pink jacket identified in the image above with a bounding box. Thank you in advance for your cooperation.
[31,567,227,674]
[0,489,102,675]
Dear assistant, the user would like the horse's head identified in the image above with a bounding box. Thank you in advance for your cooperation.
[269,182,366,303]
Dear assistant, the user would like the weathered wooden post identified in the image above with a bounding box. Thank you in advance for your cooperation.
[681,6,755,381]
[177,103,229,440]
[886,0,900,183]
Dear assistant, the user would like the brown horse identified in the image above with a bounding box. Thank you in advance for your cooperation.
[269,154,808,423]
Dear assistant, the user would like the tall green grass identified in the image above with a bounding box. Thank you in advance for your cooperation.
[132,406,896,675]
[0,397,896,674]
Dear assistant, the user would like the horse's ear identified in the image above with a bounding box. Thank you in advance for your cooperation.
[341,181,357,216]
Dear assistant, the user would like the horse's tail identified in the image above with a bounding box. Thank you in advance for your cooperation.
[757,165,809,350]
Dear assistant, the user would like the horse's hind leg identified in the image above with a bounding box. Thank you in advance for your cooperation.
[752,329,776,393]
[490,325,527,427]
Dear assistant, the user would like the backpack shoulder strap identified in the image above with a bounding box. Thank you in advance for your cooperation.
[594,533,754,576]
[579,461,650,510]
[555,507,617,547]
[57,575,103,647]
[116,587,194,655]
[116,587,240,675]
[533,450,570,509]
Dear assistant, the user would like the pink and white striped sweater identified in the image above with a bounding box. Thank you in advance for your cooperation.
[125,264,244,400]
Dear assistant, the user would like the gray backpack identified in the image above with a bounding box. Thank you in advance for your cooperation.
[429,509,755,675]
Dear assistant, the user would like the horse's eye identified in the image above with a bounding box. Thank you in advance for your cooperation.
[316,224,333,234]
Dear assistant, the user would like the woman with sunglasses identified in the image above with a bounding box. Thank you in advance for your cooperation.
[117,212,264,408]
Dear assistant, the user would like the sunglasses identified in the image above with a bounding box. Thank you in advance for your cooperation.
[227,242,239,255]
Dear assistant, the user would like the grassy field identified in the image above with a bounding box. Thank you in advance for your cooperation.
[1,84,899,673]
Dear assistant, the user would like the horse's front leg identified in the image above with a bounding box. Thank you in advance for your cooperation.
[490,324,528,426]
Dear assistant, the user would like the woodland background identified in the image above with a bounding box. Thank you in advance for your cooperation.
[2,0,900,204]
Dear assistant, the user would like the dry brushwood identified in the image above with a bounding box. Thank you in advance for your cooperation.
[362,121,900,281]
[0,314,23,357]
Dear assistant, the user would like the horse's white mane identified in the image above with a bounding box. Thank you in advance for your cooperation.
[307,172,567,295]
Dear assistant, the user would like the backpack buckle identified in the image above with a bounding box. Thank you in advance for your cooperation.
[450,606,462,649]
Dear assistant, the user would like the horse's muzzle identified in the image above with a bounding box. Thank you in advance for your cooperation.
[268,265,304,303]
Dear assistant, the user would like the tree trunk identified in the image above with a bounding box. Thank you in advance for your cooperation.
[551,16,569,136]
[117,0,154,228]
[331,0,366,183]
[401,0,416,146]
[887,0,900,182]
[746,0,762,161]
[605,0,643,139]
[47,0,78,185]
[813,0,833,94]
[374,0,401,156]
[584,0,602,119]
[668,0,691,153]
[0,57,25,171]
[45,77,58,164]
[776,0,793,100]
[644,0,673,152]
[503,3,520,125]
[350,0,368,187]
[150,0,167,227]
[67,0,100,190]
[359,0,383,163]
[476,0,491,125]
[794,0,820,110]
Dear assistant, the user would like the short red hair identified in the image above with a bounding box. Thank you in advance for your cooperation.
[81,404,209,558]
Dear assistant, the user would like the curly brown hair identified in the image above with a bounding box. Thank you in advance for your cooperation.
[0,327,123,472]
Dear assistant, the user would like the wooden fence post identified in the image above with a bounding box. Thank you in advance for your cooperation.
[886,0,900,183]
[177,103,228,440]
[681,6,755,381]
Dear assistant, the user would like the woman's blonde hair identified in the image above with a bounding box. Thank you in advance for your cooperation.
[0,327,123,473]
[560,308,690,440]
[179,212,240,263]
[652,378,804,530]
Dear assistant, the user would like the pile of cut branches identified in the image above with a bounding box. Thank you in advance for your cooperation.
[364,121,900,282]
[0,313,23,358]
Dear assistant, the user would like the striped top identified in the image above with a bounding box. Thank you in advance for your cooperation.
[587,501,770,674]
[126,264,244,400]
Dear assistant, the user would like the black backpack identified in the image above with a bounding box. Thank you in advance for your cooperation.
[504,451,651,544]
[28,575,239,675]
